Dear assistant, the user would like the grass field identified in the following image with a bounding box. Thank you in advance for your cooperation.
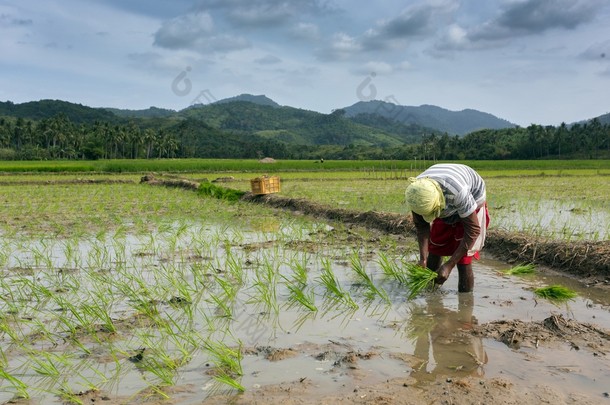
[1,158,610,174]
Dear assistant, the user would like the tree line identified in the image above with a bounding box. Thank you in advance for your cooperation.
[0,112,609,161]
[408,119,610,160]
[0,115,180,160]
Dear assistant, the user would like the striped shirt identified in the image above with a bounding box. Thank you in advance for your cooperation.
[417,164,486,220]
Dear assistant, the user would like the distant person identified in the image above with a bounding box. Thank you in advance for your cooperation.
[404,163,489,292]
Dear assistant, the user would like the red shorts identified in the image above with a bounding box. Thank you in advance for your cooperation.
[429,205,490,265]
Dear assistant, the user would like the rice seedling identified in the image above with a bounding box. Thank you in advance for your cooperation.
[30,241,53,269]
[203,339,244,392]
[197,182,246,202]
[403,263,438,300]
[137,350,182,387]
[316,257,358,309]
[282,274,317,312]
[224,249,245,286]
[377,251,408,284]
[0,367,30,399]
[212,373,245,392]
[349,251,389,303]
[285,255,307,283]
[209,288,234,320]
[80,302,117,334]
[27,350,69,378]
[56,382,86,405]
[502,263,536,275]
[52,297,91,336]
[248,256,279,315]
[534,285,578,302]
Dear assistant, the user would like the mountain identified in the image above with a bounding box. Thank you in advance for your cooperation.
[343,100,517,136]
[179,101,419,147]
[589,111,610,125]
[104,106,176,118]
[0,96,520,147]
[0,99,117,123]
[212,94,280,108]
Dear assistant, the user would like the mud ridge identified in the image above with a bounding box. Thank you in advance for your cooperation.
[0,178,136,186]
[472,314,610,354]
[140,175,610,282]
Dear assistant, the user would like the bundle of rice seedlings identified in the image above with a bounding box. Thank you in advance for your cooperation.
[405,264,438,300]
[534,285,577,302]
[502,263,536,275]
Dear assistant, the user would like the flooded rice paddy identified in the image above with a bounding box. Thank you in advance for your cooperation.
[1,180,609,404]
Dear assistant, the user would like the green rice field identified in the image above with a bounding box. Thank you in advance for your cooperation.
[0,159,609,404]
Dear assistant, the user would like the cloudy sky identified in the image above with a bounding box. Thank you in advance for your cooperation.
[1,0,609,126]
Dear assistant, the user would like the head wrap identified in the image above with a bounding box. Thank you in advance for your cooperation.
[405,177,445,223]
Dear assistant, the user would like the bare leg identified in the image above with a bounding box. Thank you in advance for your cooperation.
[457,263,474,293]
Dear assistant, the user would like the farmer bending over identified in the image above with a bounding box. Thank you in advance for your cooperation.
[405,163,489,292]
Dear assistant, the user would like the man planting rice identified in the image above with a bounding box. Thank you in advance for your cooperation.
[405,163,489,293]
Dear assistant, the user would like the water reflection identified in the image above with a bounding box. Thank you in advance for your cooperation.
[408,293,488,382]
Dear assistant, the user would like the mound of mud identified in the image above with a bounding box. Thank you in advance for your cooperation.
[140,174,199,190]
[0,178,135,186]
[485,229,610,281]
[472,314,610,355]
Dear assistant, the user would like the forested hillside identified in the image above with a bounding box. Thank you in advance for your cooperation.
[0,98,609,161]
[0,100,117,123]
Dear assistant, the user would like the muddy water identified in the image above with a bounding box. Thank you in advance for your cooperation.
[2,223,610,404]
[196,253,610,403]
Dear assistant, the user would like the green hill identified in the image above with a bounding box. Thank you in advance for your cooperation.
[0,99,117,124]
[179,101,428,147]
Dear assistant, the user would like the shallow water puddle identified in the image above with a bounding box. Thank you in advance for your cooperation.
[212,256,610,402]
[491,198,610,240]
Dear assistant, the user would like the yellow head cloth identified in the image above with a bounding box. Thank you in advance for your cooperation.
[404,177,445,223]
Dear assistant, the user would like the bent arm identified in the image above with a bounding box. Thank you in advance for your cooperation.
[412,212,431,266]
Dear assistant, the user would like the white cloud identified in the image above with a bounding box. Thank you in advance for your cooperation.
[290,22,320,40]
[353,61,393,75]
[446,24,467,47]
[154,12,215,49]
[316,32,362,61]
